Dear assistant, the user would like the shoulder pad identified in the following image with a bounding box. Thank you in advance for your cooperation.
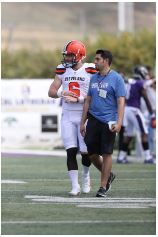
[55,64,66,75]
[85,63,97,74]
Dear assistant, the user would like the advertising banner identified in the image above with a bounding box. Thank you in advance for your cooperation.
[1,79,63,149]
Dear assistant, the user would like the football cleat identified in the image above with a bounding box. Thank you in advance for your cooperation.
[69,185,81,196]
[117,157,129,164]
[144,158,155,164]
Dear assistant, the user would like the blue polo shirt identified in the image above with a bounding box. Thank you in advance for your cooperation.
[88,70,126,123]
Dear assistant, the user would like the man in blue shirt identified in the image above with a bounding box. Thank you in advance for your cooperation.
[80,49,126,197]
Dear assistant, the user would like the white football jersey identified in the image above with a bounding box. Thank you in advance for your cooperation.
[55,63,97,111]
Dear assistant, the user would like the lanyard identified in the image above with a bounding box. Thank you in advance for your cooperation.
[97,69,111,89]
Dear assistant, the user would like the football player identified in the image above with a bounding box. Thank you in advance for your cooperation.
[141,67,156,158]
[48,40,97,195]
[117,65,155,164]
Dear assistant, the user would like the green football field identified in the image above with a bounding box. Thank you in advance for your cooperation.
[1,153,156,235]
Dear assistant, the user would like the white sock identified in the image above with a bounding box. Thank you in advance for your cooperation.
[118,151,127,160]
[144,150,152,160]
[68,170,79,189]
[82,165,90,178]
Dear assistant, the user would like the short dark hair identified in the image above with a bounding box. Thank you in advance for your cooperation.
[96,49,113,65]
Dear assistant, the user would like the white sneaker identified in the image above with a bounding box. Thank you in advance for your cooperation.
[69,185,81,196]
[82,176,91,193]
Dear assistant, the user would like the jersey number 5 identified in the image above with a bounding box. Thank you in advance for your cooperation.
[69,82,80,96]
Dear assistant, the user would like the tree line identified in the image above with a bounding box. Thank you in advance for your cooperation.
[2,29,155,79]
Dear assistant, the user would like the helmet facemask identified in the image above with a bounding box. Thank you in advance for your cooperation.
[61,53,78,68]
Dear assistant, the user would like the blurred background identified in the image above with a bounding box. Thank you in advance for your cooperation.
[1,2,156,51]
[1,2,156,78]
[1,2,156,152]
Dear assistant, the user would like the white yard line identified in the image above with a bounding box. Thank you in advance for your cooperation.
[1,180,27,184]
[25,196,155,202]
[2,197,155,209]
[1,220,155,224]
[23,195,156,208]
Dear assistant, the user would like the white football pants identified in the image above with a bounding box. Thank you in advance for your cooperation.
[123,106,148,137]
[61,110,87,152]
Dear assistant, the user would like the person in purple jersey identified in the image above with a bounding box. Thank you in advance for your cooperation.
[117,65,155,164]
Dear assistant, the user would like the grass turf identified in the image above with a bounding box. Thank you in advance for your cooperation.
[1,155,156,235]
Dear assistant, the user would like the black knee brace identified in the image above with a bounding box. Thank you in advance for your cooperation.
[81,154,91,167]
[66,147,78,171]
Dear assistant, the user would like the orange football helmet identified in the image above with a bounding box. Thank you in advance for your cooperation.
[61,40,86,68]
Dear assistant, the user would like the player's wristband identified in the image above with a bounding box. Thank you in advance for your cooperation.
[57,90,62,98]
[77,96,84,103]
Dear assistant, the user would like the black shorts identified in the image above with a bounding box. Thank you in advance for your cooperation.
[84,113,116,155]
